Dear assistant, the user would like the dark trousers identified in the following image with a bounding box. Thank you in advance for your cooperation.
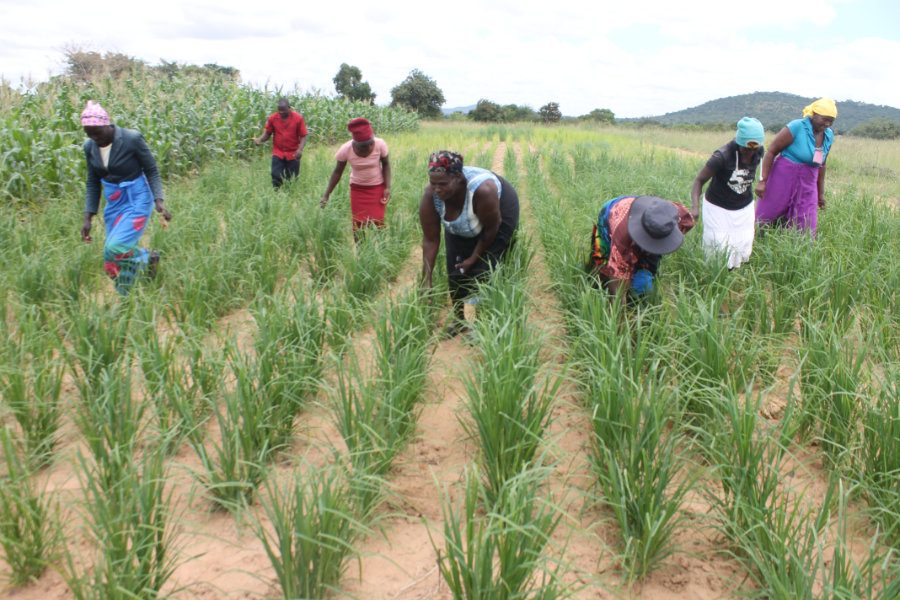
[271,156,300,188]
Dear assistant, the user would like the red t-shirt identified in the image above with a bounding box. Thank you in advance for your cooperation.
[265,111,308,159]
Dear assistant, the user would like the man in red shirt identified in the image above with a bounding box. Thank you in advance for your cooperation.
[254,98,308,188]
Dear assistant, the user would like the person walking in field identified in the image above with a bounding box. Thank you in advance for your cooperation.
[755,98,837,236]
[419,151,520,338]
[690,117,765,269]
[587,195,694,301]
[320,118,391,235]
[80,101,172,295]
[254,98,308,188]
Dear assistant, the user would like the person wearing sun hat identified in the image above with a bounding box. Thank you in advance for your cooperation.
[587,195,694,300]
[320,117,391,235]
[756,98,837,236]
[80,100,172,295]
[690,116,765,269]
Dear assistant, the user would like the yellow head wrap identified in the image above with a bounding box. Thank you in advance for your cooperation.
[802,98,837,119]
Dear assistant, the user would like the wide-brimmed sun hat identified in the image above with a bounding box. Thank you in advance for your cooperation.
[626,196,684,255]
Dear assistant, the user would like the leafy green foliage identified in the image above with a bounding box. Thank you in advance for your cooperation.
[539,102,561,123]
[332,63,376,103]
[849,117,900,139]
[390,69,445,118]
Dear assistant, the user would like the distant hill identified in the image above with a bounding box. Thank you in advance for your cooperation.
[443,104,476,115]
[630,92,900,134]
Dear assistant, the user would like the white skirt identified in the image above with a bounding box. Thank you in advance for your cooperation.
[701,197,755,269]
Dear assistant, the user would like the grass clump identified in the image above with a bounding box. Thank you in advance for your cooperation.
[434,466,564,600]
[0,428,58,586]
[255,462,365,600]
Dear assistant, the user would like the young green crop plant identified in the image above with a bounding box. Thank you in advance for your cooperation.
[0,428,58,586]
[255,463,364,600]
[434,466,563,600]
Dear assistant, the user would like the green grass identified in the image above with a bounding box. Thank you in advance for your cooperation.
[255,462,365,600]
[0,428,58,586]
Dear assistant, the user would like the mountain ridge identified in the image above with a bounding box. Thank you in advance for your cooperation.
[626,91,900,133]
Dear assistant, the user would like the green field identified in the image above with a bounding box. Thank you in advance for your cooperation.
[1,112,900,599]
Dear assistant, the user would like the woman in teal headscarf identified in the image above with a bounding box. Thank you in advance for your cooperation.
[690,117,765,269]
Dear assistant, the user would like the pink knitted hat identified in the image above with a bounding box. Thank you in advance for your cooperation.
[81,101,110,126]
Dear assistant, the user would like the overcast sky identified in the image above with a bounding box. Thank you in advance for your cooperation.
[1,0,897,117]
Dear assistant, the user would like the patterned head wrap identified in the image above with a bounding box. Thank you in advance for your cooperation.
[81,101,110,126]
[428,150,464,175]
[802,98,837,119]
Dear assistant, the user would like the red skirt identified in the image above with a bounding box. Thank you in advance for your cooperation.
[350,183,386,230]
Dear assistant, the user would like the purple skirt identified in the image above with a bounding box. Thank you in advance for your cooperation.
[755,155,820,236]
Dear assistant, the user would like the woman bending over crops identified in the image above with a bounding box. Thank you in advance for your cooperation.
[755,98,836,236]
[587,195,694,301]
[419,151,520,338]
[320,118,391,235]
[80,101,172,295]
[690,117,765,269]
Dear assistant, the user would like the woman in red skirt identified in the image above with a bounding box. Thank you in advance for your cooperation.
[320,118,391,237]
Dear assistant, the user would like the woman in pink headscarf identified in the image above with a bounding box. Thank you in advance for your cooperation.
[80,101,172,294]
[320,117,391,235]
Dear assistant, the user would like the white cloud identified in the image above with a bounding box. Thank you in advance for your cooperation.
[1,0,897,117]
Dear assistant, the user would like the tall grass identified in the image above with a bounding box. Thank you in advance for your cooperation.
[63,443,180,600]
[0,428,58,586]
[255,462,365,600]
[0,327,64,468]
[434,466,563,600]
[587,368,692,583]
[857,362,900,548]
[457,243,561,502]
[798,315,869,469]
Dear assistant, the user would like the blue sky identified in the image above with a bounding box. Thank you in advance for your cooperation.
[1,0,897,117]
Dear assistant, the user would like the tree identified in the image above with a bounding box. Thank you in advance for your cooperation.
[390,69,445,119]
[586,108,615,124]
[849,117,900,140]
[63,45,145,81]
[470,99,504,122]
[539,102,562,123]
[502,104,538,122]
[333,63,376,103]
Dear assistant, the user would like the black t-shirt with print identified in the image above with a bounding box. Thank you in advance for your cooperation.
[704,140,763,211]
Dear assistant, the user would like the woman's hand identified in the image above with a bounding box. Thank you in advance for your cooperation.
[755,181,767,198]
[381,188,391,205]
[155,199,172,221]
[81,214,94,242]
[319,195,328,209]
[454,255,477,274]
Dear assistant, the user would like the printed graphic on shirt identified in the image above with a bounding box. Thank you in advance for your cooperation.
[727,167,753,196]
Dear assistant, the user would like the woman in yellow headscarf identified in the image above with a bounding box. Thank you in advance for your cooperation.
[755,98,836,236]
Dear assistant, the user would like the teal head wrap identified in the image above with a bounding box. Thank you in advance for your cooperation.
[735,117,765,148]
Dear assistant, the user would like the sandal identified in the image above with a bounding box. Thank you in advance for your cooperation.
[441,320,471,340]
[147,250,161,280]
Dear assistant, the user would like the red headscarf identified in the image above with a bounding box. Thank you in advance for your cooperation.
[347,118,374,142]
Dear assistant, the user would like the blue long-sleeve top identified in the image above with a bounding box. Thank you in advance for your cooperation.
[83,125,164,214]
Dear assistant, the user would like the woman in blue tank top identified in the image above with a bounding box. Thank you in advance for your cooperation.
[419,150,520,338]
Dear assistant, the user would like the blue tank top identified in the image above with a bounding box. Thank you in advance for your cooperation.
[433,166,502,238]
